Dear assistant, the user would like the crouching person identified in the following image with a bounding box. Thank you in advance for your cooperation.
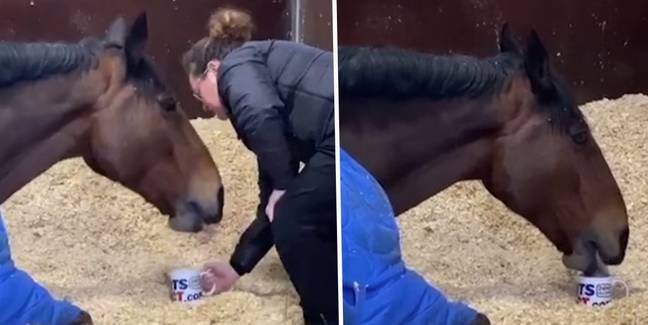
[340,148,490,325]
[0,208,92,325]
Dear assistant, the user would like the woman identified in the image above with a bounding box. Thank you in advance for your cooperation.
[340,148,490,325]
[182,8,337,325]
[0,207,92,325]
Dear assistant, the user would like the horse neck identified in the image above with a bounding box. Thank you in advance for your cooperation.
[0,74,103,203]
[341,94,509,215]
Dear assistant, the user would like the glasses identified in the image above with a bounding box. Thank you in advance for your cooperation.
[192,67,211,102]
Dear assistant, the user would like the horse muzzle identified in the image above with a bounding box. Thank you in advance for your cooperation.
[169,188,225,233]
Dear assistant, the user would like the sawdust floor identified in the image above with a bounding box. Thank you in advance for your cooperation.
[398,94,648,325]
[3,119,302,324]
[6,94,648,325]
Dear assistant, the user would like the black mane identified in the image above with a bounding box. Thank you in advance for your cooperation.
[0,39,101,87]
[339,46,584,133]
[0,38,166,98]
[339,46,522,100]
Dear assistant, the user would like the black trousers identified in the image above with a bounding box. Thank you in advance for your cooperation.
[230,137,338,324]
[275,149,337,323]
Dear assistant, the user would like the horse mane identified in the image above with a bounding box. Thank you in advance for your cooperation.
[0,39,101,87]
[339,45,584,133]
[0,37,168,104]
[338,46,522,100]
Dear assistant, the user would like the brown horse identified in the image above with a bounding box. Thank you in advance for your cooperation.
[339,25,629,274]
[0,13,224,233]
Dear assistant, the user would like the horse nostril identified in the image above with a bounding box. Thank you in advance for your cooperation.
[188,201,204,216]
[620,227,630,251]
[217,187,224,216]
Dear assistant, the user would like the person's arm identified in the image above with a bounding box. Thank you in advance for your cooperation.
[219,58,296,190]
[229,155,300,275]
[229,217,272,276]
[201,158,297,293]
[0,209,89,325]
[229,159,275,275]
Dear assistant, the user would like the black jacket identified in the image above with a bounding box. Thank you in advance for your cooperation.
[218,40,335,275]
[218,40,335,190]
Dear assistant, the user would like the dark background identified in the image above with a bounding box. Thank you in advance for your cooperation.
[338,0,648,104]
[299,0,334,51]
[0,0,332,118]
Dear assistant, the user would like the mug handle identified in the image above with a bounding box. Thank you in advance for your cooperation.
[200,271,217,296]
[613,279,630,298]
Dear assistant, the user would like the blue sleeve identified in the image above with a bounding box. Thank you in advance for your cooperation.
[340,150,479,325]
[0,208,84,325]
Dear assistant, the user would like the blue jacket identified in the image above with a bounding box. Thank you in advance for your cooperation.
[340,149,478,325]
[0,208,83,325]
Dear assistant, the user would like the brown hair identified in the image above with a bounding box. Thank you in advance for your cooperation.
[182,8,255,77]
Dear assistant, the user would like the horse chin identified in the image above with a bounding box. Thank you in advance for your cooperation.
[562,252,592,272]
[168,212,204,233]
[561,243,610,276]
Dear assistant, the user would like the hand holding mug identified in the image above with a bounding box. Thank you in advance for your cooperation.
[200,261,241,296]
[169,268,206,305]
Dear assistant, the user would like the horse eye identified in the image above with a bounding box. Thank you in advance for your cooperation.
[157,95,177,112]
[571,130,589,145]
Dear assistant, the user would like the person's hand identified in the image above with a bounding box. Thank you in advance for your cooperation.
[265,189,286,222]
[200,262,241,296]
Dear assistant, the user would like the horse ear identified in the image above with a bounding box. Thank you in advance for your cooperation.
[124,12,149,67]
[105,17,129,48]
[498,23,522,55]
[524,30,553,94]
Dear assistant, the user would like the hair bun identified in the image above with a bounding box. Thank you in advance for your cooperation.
[208,8,254,42]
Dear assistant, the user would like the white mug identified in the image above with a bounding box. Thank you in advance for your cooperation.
[576,275,629,307]
[168,268,207,305]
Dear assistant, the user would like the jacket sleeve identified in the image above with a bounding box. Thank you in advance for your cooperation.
[340,151,481,325]
[229,156,300,275]
[229,215,273,276]
[219,59,296,190]
[229,159,274,275]
[0,208,84,325]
